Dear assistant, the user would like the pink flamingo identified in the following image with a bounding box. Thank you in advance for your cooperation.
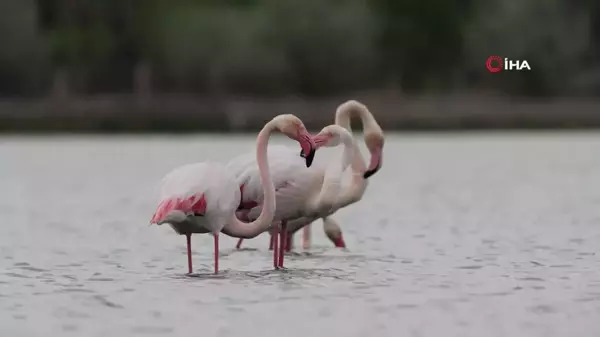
[289,100,384,250]
[228,124,356,268]
[235,100,384,252]
[149,114,316,274]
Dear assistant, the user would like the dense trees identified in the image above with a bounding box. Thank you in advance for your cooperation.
[0,0,598,97]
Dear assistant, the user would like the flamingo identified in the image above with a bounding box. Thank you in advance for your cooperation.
[228,124,356,268]
[235,100,385,252]
[293,100,384,250]
[149,114,317,274]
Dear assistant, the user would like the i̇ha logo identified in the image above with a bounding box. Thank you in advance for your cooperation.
[486,56,531,73]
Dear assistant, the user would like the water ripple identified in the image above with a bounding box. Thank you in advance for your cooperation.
[2,134,600,337]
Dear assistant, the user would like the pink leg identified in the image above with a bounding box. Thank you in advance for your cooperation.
[278,221,287,267]
[186,233,193,274]
[302,225,311,249]
[272,226,279,269]
[268,233,274,250]
[214,233,219,274]
[235,238,244,249]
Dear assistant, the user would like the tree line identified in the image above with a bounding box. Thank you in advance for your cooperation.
[1,0,598,97]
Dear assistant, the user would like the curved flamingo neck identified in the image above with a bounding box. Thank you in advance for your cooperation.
[225,121,277,238]
[334,101,380,173]
[333,100,382,207]
[335,101,380,135]
[307,127,354,215]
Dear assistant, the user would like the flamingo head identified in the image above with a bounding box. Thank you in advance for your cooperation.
[363,131,384,179]
[274,114,316,167]
[300,125,346,162]
[310,125,347,148]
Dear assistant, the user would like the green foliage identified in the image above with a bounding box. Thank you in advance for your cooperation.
[259,0,379,95]
[155,0,378,95]
[370,0,473,92]
[0,0,598,96]
[0,1,49,95]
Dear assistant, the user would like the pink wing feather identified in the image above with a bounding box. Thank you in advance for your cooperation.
[150,194,207,224]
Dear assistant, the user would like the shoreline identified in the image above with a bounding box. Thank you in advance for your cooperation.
[2,93,599,132]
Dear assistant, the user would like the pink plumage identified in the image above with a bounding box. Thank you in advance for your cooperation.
[150,194,207,224]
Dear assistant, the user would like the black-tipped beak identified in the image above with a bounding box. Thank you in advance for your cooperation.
[301,148,315,167]
[363,165,380,179]
[363,146,382,179]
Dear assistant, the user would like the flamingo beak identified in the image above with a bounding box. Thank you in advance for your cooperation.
[298,129,316,167]
[363,146,382,179]
[299,146,315,167]
[312,133,328,147]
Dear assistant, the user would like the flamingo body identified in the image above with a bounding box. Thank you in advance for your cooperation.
[150,163,240,274]
[149,113,317,274]
[152,163,240,232]
[229,126,355,265]
[228,145,322,221]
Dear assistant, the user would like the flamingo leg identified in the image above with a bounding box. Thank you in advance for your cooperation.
[278,221,287,267]
[269,232,275,250]
[214,233,219,274]
[235,238,244,249]
[302,225,311,250]
[272,226,279,269]
[186,233,193,274]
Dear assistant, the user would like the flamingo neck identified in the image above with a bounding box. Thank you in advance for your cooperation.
[309,128,354,215]
[225,121,277,238]
[334,101,382,207]
[335,101,380,174]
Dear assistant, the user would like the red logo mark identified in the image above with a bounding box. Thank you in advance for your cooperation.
[486,56,503,73]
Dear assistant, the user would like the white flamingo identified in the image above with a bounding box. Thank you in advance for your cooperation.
[228,124,356,268]
[235,100,384,252]
[149,114,316,274]
[293,100,384,250]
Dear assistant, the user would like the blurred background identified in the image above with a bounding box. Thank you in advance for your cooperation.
[1,0,599,132]
[3,3,600,335]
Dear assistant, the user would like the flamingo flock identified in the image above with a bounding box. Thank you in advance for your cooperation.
[149,100,385,274]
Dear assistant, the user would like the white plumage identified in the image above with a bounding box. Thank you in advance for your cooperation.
[226,145,323,221]
[149,113,317,274]
[229,125,356,267]
[154,162,240,234]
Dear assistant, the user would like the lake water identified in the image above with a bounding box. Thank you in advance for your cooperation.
[1,132,600,337]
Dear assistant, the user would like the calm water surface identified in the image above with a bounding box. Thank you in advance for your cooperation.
[1,133,600,337]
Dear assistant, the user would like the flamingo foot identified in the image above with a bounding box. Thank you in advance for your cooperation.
[186,233,193,274]
[214,233,219,274]
[235,238,244,249]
